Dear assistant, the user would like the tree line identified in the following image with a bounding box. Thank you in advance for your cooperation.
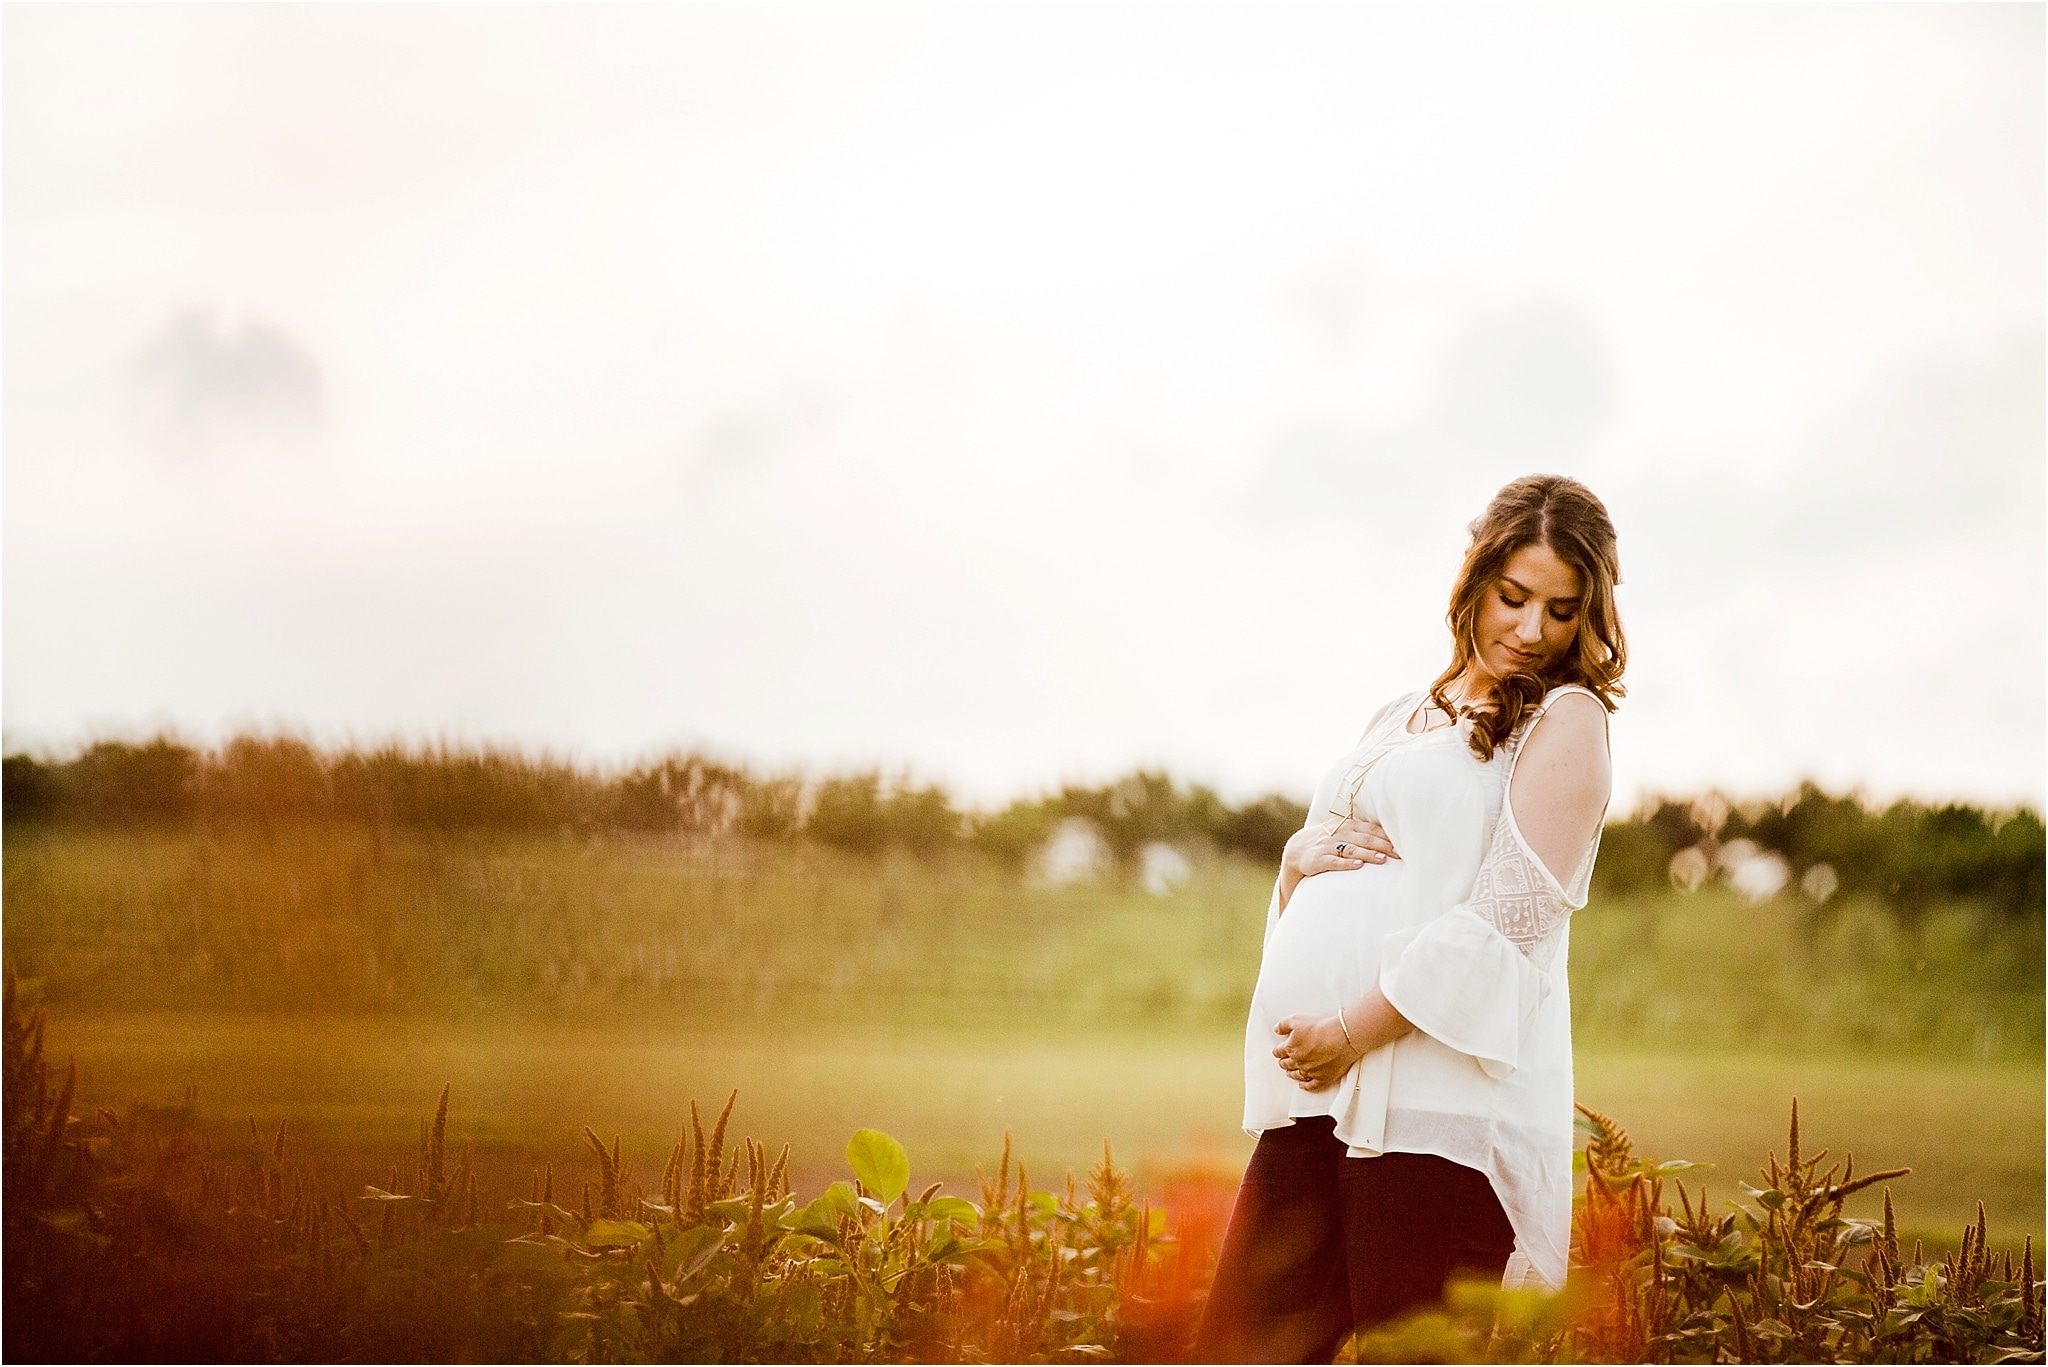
[2,736,2039,919]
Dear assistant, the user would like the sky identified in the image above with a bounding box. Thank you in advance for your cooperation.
[4,4,2043,813]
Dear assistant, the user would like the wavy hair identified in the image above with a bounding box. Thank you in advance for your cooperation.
[1429,474,1626,761]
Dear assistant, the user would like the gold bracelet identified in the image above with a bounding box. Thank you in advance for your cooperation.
[1336,1005,1357,1053]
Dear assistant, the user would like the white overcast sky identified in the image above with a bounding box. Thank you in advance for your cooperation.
[3,4,2042,811]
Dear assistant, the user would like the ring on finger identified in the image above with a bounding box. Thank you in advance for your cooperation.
[1336,843,1347,855]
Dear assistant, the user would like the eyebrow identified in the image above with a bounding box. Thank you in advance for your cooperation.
[1501,575,1582,606]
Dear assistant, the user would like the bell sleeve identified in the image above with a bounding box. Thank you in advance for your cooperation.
[1376,801,1576,1079]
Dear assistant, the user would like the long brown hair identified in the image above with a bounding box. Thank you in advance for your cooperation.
[1429,474,1626,761]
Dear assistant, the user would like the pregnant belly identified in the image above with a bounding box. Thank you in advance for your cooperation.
[1252,863,1412,1020]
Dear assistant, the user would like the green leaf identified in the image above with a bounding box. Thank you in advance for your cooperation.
[672,1225,724,1282]
[786,1281,822,1338]
[793,1183,860,1244]
[583,1218,651,1248]
[846,1128,910,1204]
[707,1196,752,1223]
[921,1195,980,1228]
[793,1214,843,1245]
[505,1199,585,1227]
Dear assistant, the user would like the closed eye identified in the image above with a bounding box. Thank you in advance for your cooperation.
[1502,591,1578,623]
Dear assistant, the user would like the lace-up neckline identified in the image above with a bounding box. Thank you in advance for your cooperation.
[1403,693,1485,737]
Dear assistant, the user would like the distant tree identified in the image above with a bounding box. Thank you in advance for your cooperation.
[878,783,961,856]
[1587,820,1675,899]
[1,755,55,824]
[603,766,680,833]
[1643,800,1708,857]
[329,745,591,832]
[199,737,332,824]
[966,798,1062,869]
[1215,793,1306,865]
[68,739,199,826]
[807,773,883,851]
[2,730,2038,931]
[603,755,749,836]
[1989,809,2046,920]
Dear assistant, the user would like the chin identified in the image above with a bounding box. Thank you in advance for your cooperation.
[1487,654,1553,687]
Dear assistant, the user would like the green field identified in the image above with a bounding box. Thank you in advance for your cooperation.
[6,824,2040,1055]
[42,1010,2042,1260]
[10,823,2043,1262]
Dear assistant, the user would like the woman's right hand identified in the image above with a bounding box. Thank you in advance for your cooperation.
[1283,816,1399,881]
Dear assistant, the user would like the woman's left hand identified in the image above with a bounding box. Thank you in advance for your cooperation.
[1273,1014,1362,1090]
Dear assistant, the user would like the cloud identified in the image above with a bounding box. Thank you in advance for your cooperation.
[1798,330,2045,528]
[1431,302,1616,461]
[1283,257,1375,359]
[682,383,838,501]
[1645,329,2048,569]
[123,305,324,463]
[1241,299,1618,530]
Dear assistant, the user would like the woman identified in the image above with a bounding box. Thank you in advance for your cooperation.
[1193,475,1625,1363]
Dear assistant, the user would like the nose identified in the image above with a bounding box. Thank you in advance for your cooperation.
[1514,605,1545,643]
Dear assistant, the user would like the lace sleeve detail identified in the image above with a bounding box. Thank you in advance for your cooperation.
[1372,687,1602,1077]
[1374,812,1567,1077]
[1463,797,1573,969]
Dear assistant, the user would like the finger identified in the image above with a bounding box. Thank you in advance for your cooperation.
[1340,820,1400,859]
[1341,829,1395,855]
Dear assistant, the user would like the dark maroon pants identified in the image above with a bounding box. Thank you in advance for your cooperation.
[1191,1116,1517,1364]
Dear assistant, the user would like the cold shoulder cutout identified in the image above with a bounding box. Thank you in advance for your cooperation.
[1507,687,1612,890]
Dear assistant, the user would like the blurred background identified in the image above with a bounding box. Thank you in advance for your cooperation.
[4,5,2041,1260]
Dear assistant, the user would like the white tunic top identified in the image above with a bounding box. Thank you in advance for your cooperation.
[1240,684,1605,1292]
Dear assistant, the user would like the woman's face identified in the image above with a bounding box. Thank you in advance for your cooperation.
[1471,540,1584,684]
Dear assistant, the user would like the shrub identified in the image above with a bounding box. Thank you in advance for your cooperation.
[4,971,2041,1363]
